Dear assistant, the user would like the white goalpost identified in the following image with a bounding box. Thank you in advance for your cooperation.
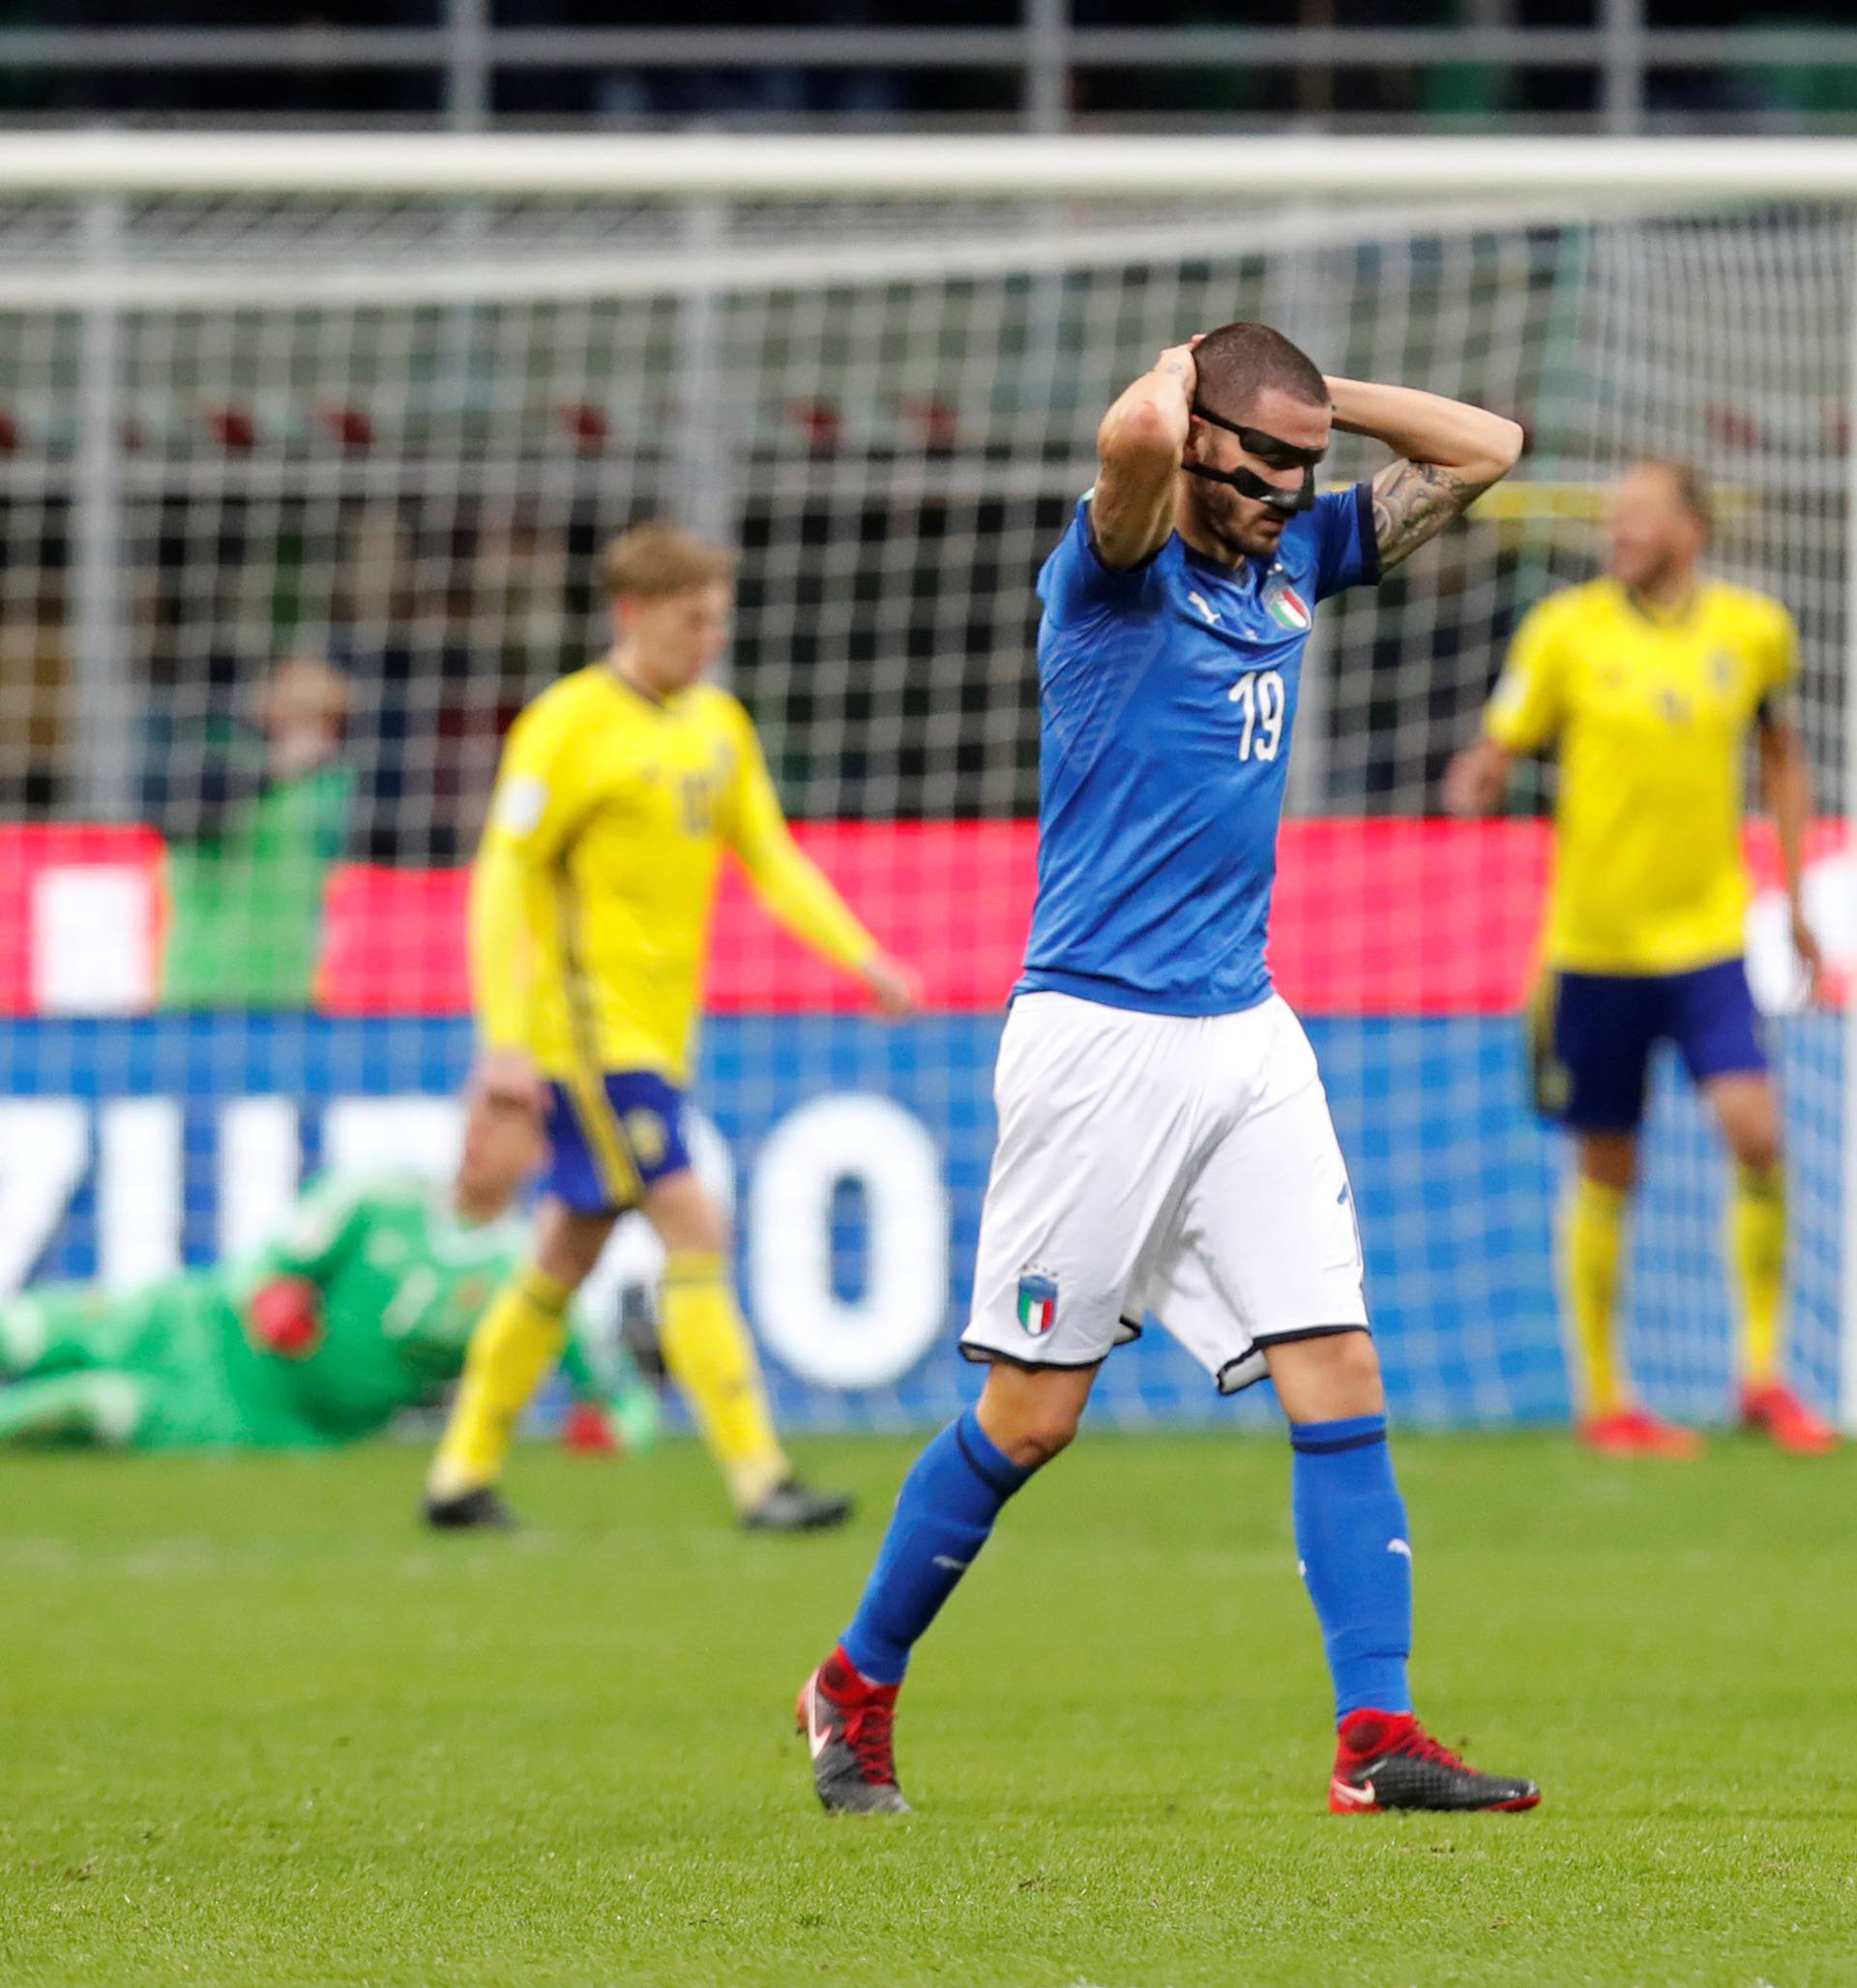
[0,133,1850,1432]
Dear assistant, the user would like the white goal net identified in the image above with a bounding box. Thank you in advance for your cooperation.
[0,135,1849,1430]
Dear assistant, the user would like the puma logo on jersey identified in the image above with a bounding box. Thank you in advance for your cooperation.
[1188,591,1221,625]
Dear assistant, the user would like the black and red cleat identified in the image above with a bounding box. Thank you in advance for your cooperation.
[796,1647,910,1815]
[1329,1710,1540,1814]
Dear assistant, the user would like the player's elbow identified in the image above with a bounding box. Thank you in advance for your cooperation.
[1099,399,1183,471]
[1471,415,1525,484]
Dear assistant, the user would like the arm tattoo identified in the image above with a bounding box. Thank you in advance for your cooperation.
[1370,458,1492,572]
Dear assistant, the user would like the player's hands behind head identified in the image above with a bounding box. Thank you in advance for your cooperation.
[1155,335,1202,400]
[861,952,923,1022]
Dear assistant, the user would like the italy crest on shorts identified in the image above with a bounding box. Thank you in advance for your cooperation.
[1016,1266,1059,1337]
[1262,572,1312,633]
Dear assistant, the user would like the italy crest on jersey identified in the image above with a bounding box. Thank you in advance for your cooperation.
[1262,570,1312,634]
[1016,1267,1059,1337]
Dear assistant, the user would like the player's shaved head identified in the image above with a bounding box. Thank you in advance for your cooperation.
[1192,321,1329,422]
[1178,323,1331,562]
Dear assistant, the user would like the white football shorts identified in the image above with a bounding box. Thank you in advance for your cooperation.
[960,989,1368,1393]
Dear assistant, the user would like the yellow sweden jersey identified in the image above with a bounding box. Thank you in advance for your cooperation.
[1486,577,1796,975]
[471,666,875,1083]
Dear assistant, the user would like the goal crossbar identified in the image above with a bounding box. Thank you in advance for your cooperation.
[11,131,1857,202]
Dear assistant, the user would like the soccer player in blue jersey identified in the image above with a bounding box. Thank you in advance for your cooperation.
[797,321,1538,1817]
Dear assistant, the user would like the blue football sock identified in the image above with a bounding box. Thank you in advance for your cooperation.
[840,1409,1031,1686]
[1290,1411,1414,1723]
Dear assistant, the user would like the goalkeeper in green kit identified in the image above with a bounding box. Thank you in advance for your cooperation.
[0,1083,658,1454]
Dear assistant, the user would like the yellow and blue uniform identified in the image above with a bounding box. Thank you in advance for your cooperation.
[471,664,878,1210]
[1486,575,1795,1131]
[434,658,879,1510]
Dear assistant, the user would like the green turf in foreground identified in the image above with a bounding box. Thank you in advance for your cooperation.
[1,1431,1854,1986]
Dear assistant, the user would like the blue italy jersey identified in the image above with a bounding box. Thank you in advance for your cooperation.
[1017,484,1381,1016]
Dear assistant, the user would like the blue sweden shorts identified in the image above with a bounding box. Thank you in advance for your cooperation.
[1528,955,1768,1134]
[541,1070,694,1213]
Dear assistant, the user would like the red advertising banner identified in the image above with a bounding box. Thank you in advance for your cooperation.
[1,818,1846,1018]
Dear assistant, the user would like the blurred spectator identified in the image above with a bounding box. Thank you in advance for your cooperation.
[0,622,66,816]
[159,651,354,1010]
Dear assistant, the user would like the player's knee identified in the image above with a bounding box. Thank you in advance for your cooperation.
[1724,1097,1783,1173]
[1707,1074,1782,1176]
[646,1172,730,1257]
[533,1206,616,1290]
[1732,1127,1783,1176]
[1578,1134,1637,1194]
[687,1202,732,1256]
[976,1367,1088,1470]
[997,1409,1079,1471]
[541,1239,601,1290]
[1267,1327,1384,1423]
[1314,1327,1384,1402]
[657,1210,731,1258]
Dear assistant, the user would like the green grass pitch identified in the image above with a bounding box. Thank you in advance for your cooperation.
[2,1430,1855,1986]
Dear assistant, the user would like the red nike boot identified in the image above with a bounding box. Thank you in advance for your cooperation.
[1330,1711,1540,1814]
[796,1648,910,1815]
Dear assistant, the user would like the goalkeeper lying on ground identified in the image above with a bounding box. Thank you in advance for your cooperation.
[0,1083,658,1454]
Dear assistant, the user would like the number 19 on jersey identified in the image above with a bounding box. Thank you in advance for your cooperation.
[1229,668,1286,763]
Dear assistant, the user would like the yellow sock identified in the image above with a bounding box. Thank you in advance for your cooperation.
[427,1264,572,1499]
[1729,1162,1786,1387]
[1561,1174,1629,1419]
[659,1250,788,1514]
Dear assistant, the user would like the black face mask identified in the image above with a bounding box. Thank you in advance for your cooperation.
[1181,401,1325,515]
